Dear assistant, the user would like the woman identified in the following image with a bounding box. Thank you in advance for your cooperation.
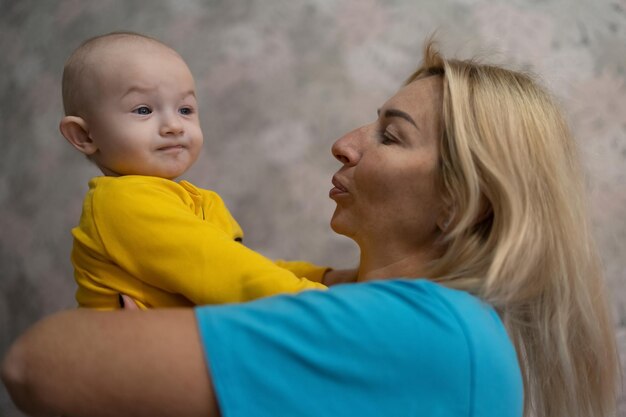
[2,41,618,417]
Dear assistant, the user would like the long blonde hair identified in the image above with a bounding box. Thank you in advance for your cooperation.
[410,41,619,417]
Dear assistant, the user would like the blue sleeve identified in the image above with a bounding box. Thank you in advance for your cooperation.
[195,279,522,417]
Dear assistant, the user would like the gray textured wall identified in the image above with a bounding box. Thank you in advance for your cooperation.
[1,0,625,415]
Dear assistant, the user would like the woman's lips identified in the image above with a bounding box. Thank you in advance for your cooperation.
[330,175,349,199]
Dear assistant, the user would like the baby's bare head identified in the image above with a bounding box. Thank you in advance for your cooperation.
[61,32,183,117]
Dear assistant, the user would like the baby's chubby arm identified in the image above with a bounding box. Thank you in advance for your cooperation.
[82,177,326,305]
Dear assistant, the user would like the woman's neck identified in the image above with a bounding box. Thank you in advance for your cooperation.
[357,245,440,282]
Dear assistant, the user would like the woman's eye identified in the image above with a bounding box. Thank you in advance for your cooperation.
[133,106,152,115]
[179,107,193,115]
[380,130,397,145]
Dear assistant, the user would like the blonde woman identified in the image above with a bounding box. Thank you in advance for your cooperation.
[2,41,618,417]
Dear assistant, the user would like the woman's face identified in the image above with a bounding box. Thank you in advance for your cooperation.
[330,76,444,254]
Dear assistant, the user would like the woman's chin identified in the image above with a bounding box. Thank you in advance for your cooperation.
[330,213,353,238]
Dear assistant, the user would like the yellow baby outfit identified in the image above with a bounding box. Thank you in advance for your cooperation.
[72,176,327,309]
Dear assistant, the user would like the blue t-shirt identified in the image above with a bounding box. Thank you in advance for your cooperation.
[195,279,523,417]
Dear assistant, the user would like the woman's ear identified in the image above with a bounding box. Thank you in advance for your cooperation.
[437,206,454,232]
[59,116,97,155]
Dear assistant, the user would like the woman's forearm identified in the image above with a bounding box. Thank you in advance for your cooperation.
[1,309,219,417]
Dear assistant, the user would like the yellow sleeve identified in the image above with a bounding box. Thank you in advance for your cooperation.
[90,178,326,305]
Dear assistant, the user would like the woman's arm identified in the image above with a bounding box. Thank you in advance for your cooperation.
[1,309,219,417]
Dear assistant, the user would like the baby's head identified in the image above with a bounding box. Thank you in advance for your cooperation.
[60,32,203,180]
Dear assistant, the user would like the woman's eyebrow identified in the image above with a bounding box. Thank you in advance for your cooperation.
[377,108,419,130]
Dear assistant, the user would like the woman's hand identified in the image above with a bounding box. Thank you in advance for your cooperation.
[323,268,359,286]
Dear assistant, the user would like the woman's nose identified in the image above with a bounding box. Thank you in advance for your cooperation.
[332,127,365,166]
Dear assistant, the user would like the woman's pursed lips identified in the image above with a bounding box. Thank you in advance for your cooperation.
[330,175,349,199]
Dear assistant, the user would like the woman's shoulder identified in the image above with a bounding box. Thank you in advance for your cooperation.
[338,279,521,373]
[350,278,523,416]
[329,278,498,326]
[322,279,524,416]
[196,278,523,417]
[196,279,522,417]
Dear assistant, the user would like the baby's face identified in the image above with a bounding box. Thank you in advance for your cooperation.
[85,43,203,179]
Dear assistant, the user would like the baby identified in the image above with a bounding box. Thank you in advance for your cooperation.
[60,32,334,309]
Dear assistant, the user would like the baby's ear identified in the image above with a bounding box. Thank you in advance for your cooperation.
[59,116,97,155]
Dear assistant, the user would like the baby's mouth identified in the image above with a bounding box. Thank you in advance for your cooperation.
[157,144,185,151]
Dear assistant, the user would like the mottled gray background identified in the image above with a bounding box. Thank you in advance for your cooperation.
[1,0,625,415]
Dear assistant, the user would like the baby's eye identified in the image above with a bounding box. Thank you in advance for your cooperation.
[133,106,152,115]
[179,107,194,116]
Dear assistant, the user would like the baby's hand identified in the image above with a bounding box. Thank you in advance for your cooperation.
[118,294,140,310]
[323,268,358,286]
